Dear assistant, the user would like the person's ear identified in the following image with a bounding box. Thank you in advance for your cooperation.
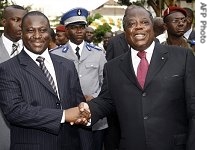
[1,18,6,27]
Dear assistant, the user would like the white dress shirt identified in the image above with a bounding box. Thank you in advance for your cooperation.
[184,27,193,40]
[131,41,155,76]
[2,33,23,57]
[69,40,85,56]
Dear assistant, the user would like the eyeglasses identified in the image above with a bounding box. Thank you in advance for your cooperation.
[168,18,187,24]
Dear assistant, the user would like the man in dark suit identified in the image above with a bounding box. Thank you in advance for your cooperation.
[0,11,86,150]
[105,32,129,61]
[183,7,195,53]
[103,33,128,150]
[0,5,27,150]
[76,5,195,150]
[183,7,195,42]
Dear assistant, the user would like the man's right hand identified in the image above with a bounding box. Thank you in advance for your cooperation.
[65,102,91,125]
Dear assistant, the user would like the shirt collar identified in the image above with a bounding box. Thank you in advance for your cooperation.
[2,33,23,54]
[131,41,155,63]
[69,40,85,53]
[24,47,52,65]
[184,27,193,39]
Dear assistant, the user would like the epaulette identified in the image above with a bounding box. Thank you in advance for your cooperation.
[61,45,69,53]
[49,45,63,52]
[86,42,102,51]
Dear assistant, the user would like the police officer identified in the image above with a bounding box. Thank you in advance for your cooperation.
[51,7,107,150]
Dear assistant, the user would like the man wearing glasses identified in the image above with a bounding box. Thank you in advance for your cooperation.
[161,6,192,51]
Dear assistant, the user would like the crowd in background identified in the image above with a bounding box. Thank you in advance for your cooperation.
[0,3,194,150]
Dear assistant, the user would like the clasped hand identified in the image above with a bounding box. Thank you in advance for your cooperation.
[65,102,91,125]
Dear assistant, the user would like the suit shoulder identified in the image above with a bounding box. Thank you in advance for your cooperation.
[85,42,103,51]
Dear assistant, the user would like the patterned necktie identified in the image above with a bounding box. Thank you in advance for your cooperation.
[137,50,149,89]
[36,56,57,94]
[11,43,19,56]
[75,46,80,60]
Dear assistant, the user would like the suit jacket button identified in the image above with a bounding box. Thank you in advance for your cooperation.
[142,92,147,97]
[56,102,60,106]
[144,116,149,120]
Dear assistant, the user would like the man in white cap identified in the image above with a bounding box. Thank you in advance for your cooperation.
[51,7,107,150]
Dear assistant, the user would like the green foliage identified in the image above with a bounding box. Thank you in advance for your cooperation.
[94,13,103,19]
[87,13,102,25]
[0,0,9,26]
[94,23,112,43]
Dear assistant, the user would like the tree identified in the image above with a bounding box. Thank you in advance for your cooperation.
[87,13,103,25]
[94,23,112,43]
[0,0,9,26]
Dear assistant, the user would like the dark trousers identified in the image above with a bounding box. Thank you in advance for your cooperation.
[93,129,106,150]
[79,128,93,150]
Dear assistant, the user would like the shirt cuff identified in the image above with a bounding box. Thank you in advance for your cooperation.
[61,110,65,123]
[86,119,91,126]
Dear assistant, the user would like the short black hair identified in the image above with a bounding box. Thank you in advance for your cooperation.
[3,5,27,18]
[21,11,50,29]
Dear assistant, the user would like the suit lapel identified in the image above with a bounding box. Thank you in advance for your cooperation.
[144,43,168,89]
[119,50,140,89]
[18,50,57,96]
[51,54,65,99]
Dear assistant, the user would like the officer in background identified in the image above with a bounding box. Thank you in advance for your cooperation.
[51,8,107,150]
[55,24,69,46]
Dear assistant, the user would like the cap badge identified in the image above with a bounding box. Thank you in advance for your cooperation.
[77,9,82,16]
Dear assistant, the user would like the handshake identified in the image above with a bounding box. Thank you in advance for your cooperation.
[65,102,91,125]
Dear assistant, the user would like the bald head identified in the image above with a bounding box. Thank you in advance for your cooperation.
[153,17,165,37]
[85,26,95,43]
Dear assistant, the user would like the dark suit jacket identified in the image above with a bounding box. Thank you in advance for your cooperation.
[105,32,129,61]
[0,50,85,150]
[188,30,195,41]
[88,43,195,150]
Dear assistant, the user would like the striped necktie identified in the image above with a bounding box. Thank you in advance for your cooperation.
[75,46,80,59]
[36,56,57,94]
[11,43,19,56]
